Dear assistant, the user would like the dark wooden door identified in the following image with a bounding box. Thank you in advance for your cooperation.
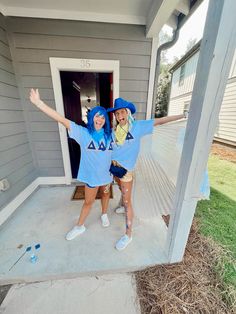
[60,72,84,179]
[60,71,113,179]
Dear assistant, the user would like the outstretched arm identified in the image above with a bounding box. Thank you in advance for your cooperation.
[154,114,185,126]
[29,88,70,129]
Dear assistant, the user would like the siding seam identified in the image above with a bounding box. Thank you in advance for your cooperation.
[1,158,33,178]
[0,52,12,62]
[8,166,36,187]
[0,80,17,87]
[15,47,150,57]
[169,91,192,101]
[0,67,14,75]
[0,39,9,47]
[13,32,151,43]
[0,131,27,141]
[1,142,31,154]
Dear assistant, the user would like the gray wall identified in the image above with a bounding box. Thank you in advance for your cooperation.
[0,15,37,210]
[5,17,152,177]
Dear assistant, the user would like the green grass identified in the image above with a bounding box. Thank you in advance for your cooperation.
[196,154,236,288]
[208,154,236,201]
[197,188,236,256]
[196,188,236,286]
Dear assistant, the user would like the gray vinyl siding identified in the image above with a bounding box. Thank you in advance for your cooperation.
[168,49,236,145]
[0,15,37,210]
[5,17,152,176]
[169,52,199,99]
[168,92,192,116]
[215,78,236,143]
[229,50,236,78]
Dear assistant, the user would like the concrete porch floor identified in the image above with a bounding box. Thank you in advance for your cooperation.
[1,274,140,314]
[0,185,168,285]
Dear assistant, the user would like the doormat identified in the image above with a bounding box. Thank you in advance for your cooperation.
[71,185,113,200]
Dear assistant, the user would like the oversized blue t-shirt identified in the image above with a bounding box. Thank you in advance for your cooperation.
[112,119,154,171]
[68,121,113,186]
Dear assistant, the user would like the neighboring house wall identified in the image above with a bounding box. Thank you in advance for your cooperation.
[5,17,152,176]
[169,51,199,108]
[214,52,236,143]
[0,15,37,210]
[168,49,236,145]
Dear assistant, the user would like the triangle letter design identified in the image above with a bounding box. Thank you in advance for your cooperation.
[98,141,106,151]
[126,132,134,140]
[108,140,114,151]
[87,141,96,150]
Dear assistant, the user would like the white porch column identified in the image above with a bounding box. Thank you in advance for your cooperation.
[166,0,236,263]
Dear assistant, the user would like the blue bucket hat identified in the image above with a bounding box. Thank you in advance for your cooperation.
[107,98,136,114]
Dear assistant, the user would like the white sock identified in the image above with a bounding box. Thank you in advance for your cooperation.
[78,224,85,228]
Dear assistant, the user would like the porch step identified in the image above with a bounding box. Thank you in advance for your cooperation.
[0,274,140,314]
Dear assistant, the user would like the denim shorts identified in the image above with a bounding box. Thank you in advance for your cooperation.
[85,183,111,192]
[85,183,96,188]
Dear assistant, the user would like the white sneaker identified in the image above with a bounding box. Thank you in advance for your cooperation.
[101,214,110,227]
[115,206,125,214]
[65,225,86,240]
[115,235,132,251]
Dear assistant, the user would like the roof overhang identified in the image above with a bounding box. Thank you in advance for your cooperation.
[0,0,204,38]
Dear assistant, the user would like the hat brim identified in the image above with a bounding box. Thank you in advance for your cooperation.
[107,103,136,114]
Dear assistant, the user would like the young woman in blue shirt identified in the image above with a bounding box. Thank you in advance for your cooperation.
[30,89,113,240]
[108,98,186,250]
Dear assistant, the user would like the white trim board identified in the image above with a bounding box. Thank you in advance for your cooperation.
[0,6,145,25]
[0,177,67,227]
[146,37,159,119]
[49,57,120,185]
[146,0,180,38]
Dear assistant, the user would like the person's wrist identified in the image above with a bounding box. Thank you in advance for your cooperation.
[35,99,43,108]
[183,110,189,119]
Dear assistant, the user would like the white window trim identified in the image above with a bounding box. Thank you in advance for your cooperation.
[49,57,120,184]
[179,64,186,86]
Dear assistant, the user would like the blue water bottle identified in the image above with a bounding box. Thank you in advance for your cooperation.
[30,244,40,263]
[30,253,38,263]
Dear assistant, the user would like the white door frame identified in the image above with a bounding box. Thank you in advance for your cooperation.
[49,57,120,184]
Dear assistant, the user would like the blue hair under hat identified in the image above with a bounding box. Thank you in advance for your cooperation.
[107,98,136,114]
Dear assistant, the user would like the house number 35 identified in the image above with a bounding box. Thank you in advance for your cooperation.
[80,60,91,68]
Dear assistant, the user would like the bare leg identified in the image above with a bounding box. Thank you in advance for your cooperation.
[77,185,99,226]
[114,177,124,207]
[100,184,110,214]
[120,180,134,237]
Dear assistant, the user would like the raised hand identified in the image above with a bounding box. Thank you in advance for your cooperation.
[29,88,70,129]
[29,88,41,106]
